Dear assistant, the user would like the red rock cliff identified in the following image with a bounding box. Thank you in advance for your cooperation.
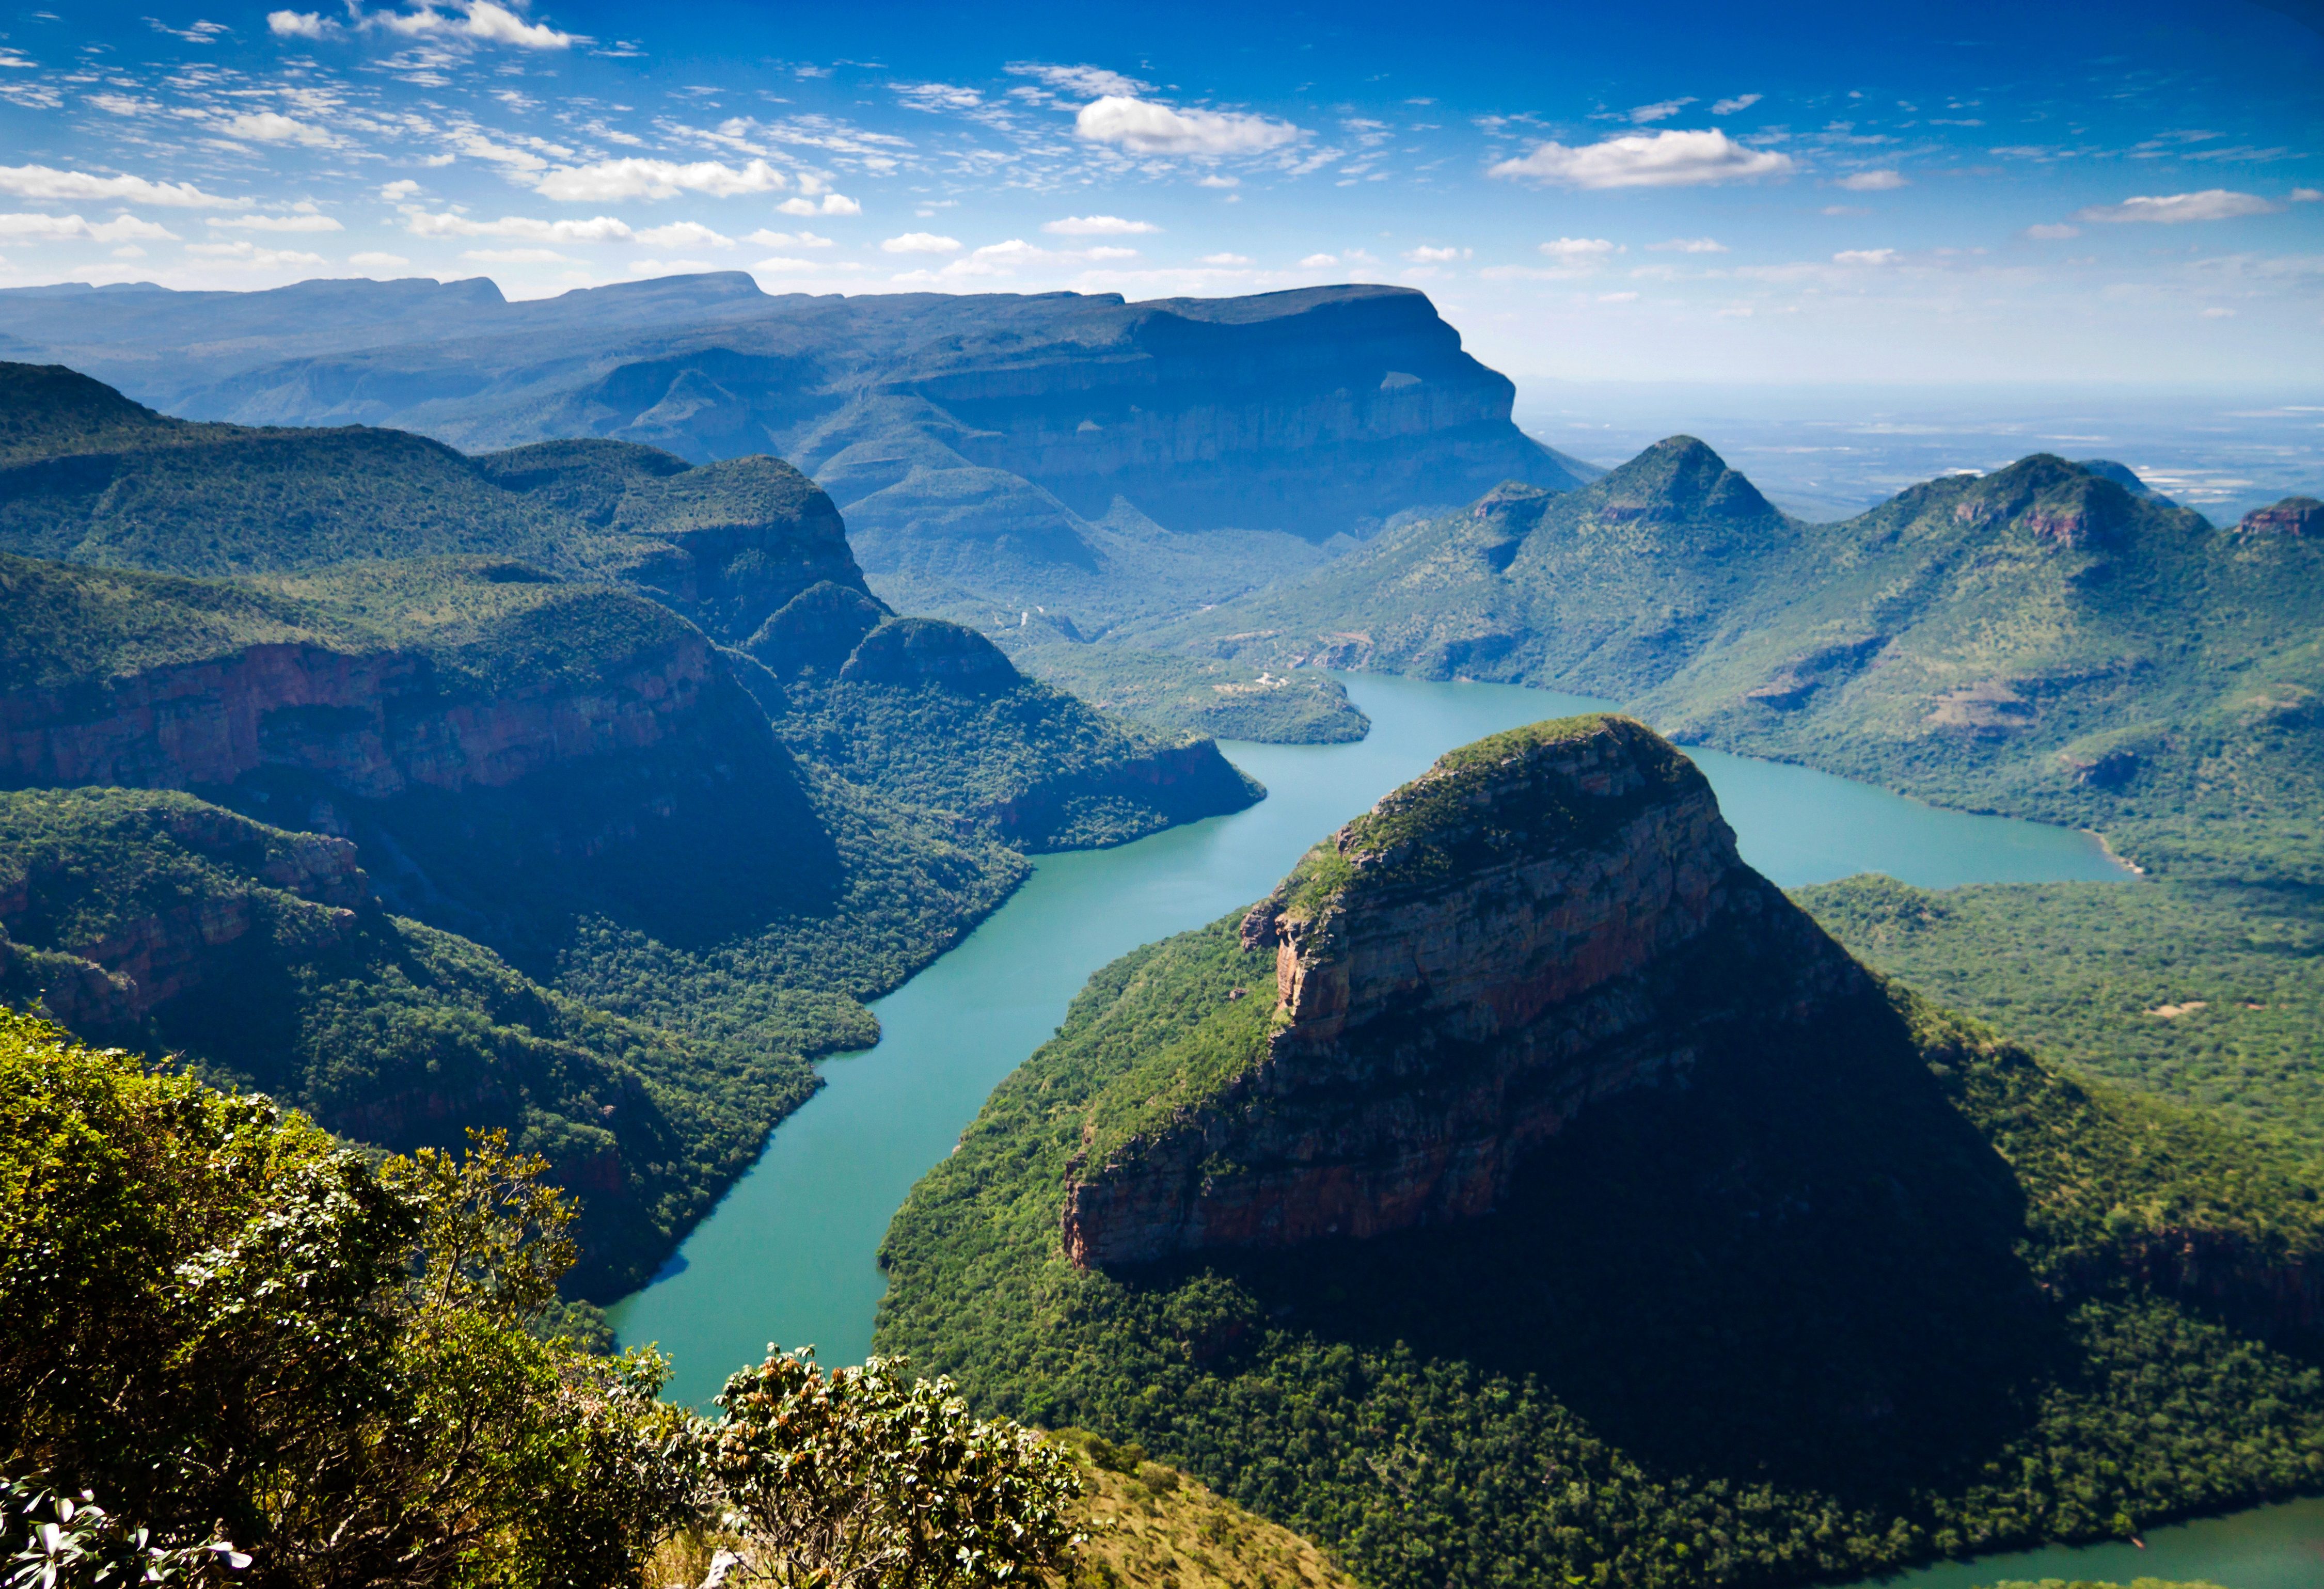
[1060,714,1864,1269]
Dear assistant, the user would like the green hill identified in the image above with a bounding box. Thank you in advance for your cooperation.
[1163,444,2324,885]
[877,716,2324,1589]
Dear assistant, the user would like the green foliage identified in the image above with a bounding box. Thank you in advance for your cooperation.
[701,1348,1083,1589]
[876,911,2324,1589]
[1798,875,2324,1151]
[1,1479,247,1588]
[0,1013,701,1587]
[1007,644,1369,746]
[1981,1581,2229,1589]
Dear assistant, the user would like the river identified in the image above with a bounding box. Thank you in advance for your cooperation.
[610,673,2127,1390]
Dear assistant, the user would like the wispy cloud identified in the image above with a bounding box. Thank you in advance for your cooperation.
[1489,129,1792,188]
[0,164,247,208]
[1649,236,1727,252]
[2075,189,2280,224]
[1042,214,1158,235]
[1836,169,1906,191]
[535,158,791,202]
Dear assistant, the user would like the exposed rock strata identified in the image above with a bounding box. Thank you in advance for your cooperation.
[1060,714,1865,1268]
[2240,496,2323,537]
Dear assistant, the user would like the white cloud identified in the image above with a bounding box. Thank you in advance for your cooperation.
[404,210,633,243]
[460,2,576,50]
[881,231,960,253]
[2201,306,2235,317]
[1199,251,1252,265]
[1833,248,1899,265]
[1540,236,1617,261]
[1711,93,1762,115]
[1198,174,1240,189]
[1649,236,1727,253]
[534,157,787,202]
[1003,62,1151,100]
[1299,252,1338,267]
[349,250,409,268]
[1837,169,1907,191]
[893,82,982,112]
[225,111,336,147]
[0,212,177,243]
[462,246,567,262]
[1074,95,1303,156]
[2075,189,2280,224]
[745,228,832,248]
[0,165,246,209]
[1489,129,1793,188]
[1405,244,1466,262]
[185,241,327,268]
[2288,187,2321,202]
[380,179,421,201]
[1598,291,1639,302]
[635,221,734,248]
[266,10,330,38]
[1042,214,1158,235]
[2022,223,2080,240]
[777,193,860,216]
[1630,98,1695,124]
[210,213,342,232]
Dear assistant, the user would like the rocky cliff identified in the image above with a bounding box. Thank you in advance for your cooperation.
[1059,714,1863,1268]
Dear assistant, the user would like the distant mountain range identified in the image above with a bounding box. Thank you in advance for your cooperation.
[0,275,1597,632]
[1152,438,2324,884]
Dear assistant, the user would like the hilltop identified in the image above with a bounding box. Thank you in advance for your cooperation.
[878,714,2324,1589]
[1162,443,2324,883]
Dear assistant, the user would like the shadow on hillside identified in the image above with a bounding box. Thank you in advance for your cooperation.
[1199,995,2068,1507]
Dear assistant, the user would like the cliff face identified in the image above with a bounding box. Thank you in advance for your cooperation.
[1060,714,1864,1268]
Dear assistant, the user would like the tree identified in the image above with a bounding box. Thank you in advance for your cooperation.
[700,1349,1083,1589]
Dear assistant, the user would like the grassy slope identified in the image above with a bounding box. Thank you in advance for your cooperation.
[878,899,2324,1589]
[1005,643,1370,746]
[1052,1431,1364,1589]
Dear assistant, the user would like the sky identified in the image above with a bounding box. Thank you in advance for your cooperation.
[0,0,2319,384]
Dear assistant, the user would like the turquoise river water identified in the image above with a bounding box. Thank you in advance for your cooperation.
[604,673,2322,1586]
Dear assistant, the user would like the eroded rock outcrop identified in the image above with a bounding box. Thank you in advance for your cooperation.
[1060,714,1866,1268]
[2240,496,2323,537]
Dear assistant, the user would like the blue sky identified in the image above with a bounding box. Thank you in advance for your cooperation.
[1,0,2319,382]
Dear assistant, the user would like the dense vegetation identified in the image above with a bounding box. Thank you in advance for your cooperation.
[1159,445,2324,883]
[1797,875,2324,1153]
[1006,643,1369,746]
[0,1011,1085,1588]
[877,897,2324,1589]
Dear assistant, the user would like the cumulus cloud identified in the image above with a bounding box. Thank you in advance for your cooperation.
[2023,222,2080,240]
[404,210,633,243]
[210,212,342,232]
[1198,175,1240,189]
[1074,96,1303,156]
[1489,129,1793,188]
[266,10,330,38]
[380,180,422,201]
[1540,236,1617,261]
[1298,252,1338,268]
[1200,251,1252,265]
[1711,93,1762,115]
[881,231,960,253]
[534,157,787,202]
[349,250,409,268]
[225,112,335,147]
[0,212,177,243]
[2294,187,2323,202]
[1837,169,1907,191]
[1629,98,1695,123]
[1649,236,1727,252]
[0,165,246,208]
[777,193,860,216]
[636,221,734,248]
[459,2,576,49]
[745,228,832,248]
[1405,244,1466,262]
[2074,189,2280,224]
[1042,214,1158,235]
[1833,248,1899,265]
[1003,62,1150,99]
